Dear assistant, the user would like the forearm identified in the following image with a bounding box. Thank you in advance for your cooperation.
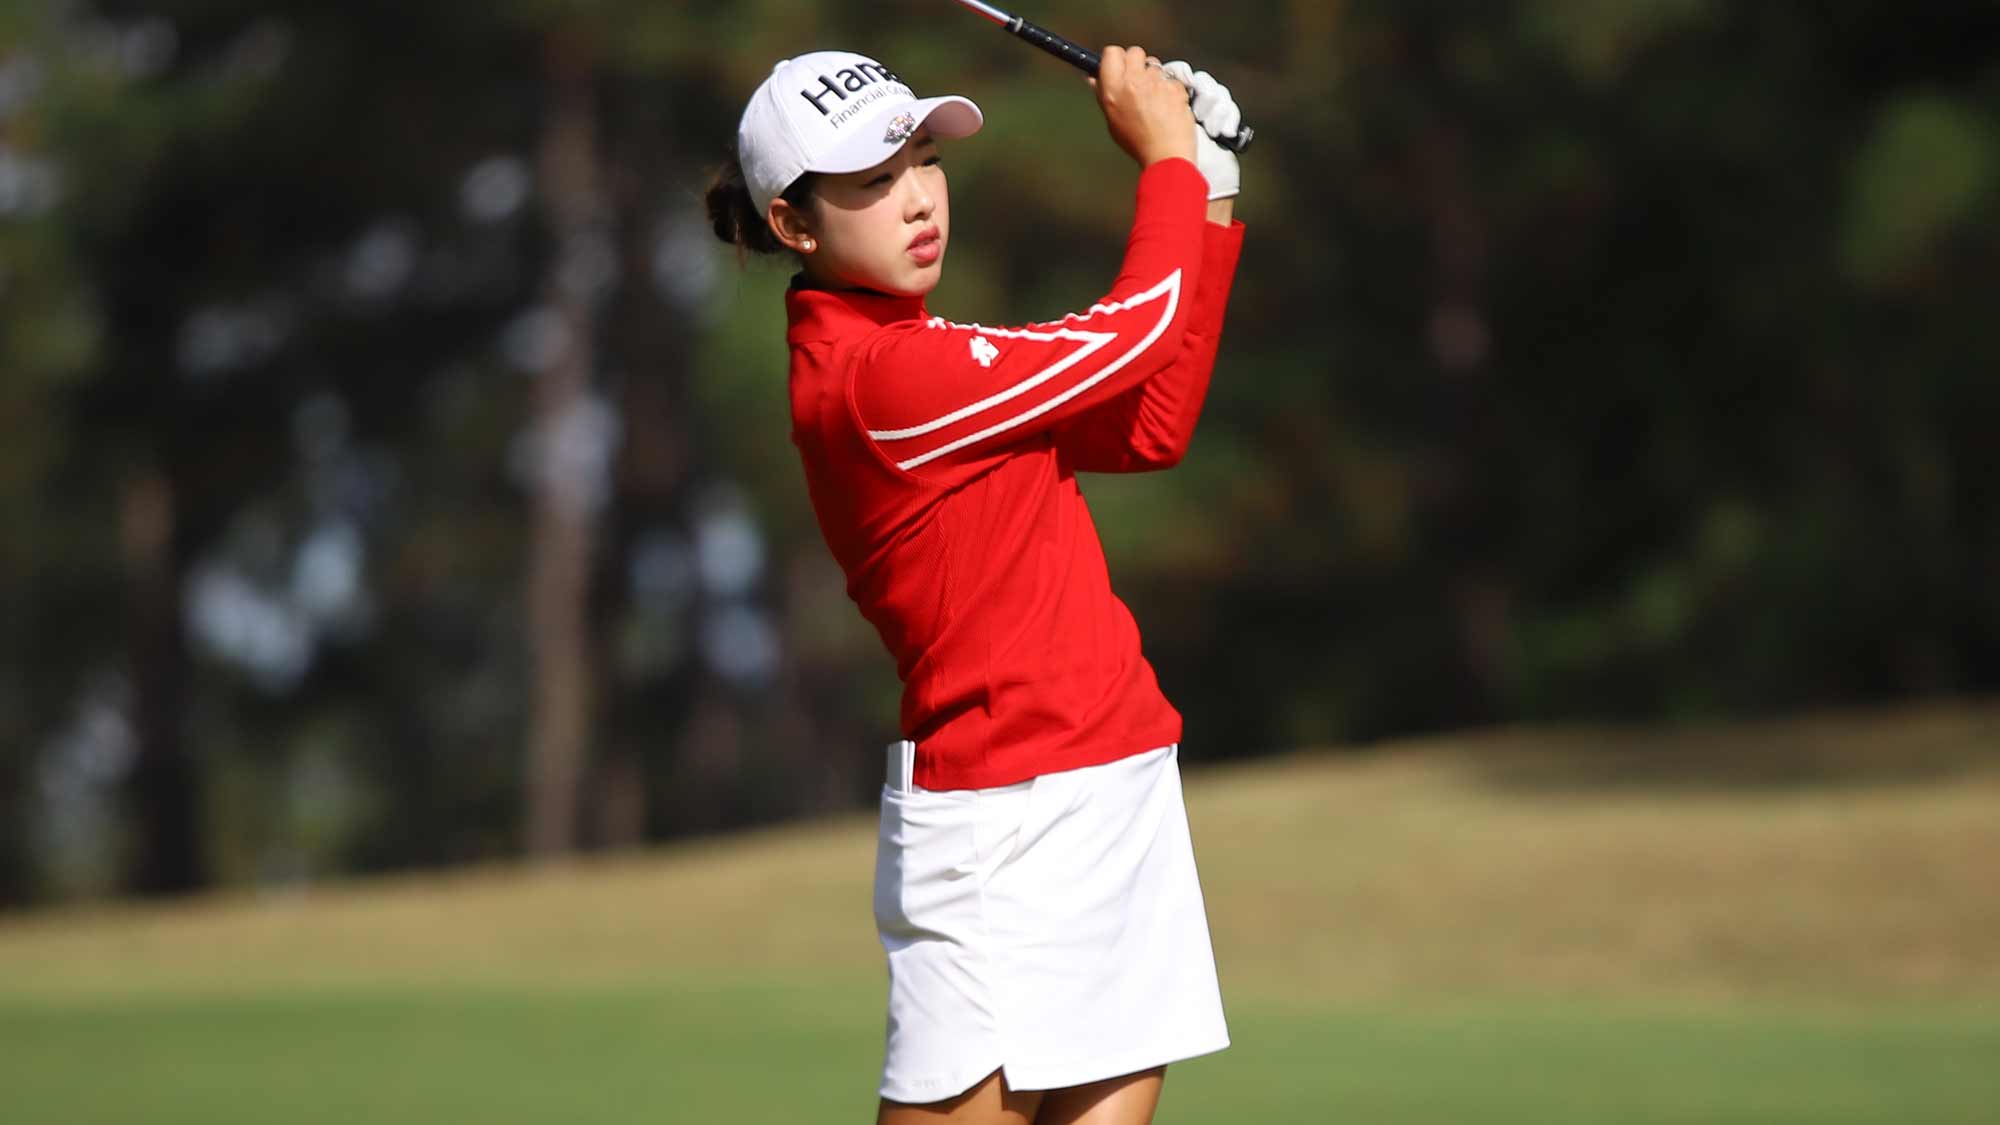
[1055,219,1245,471]
[1206,197,1234,226]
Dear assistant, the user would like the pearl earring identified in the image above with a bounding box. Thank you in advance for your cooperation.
[802,238,816,252]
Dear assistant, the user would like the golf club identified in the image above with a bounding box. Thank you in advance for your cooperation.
[946,0,1256,152]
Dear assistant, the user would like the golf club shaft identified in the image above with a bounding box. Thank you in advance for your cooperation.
[948,0,1255,153]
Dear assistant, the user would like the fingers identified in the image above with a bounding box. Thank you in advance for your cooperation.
[1098,45,1182,99]
[1093,46,1133,113]
[1188,72,1221,120]
[1210,97,1242,140]
[1105,46,1179,80]
[1193,72,1241,138]
[1111,44,1146,80]
[1098,44,1136,90]
[1095,45,1198,167]
[1096,45,1118,85]
[1162,60,1241,141]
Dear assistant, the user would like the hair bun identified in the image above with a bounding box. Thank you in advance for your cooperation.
[703,149,813,259]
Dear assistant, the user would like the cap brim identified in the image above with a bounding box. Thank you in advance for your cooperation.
[807,95,984,177]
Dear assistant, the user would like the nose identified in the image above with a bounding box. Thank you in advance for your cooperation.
[901,168,934,222]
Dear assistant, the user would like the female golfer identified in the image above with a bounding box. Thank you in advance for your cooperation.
[707,45,1245,1125]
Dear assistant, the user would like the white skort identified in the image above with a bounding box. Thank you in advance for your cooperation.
[872,741,1231,1104]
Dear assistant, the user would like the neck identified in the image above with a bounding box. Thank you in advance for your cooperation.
[793,272,925,304]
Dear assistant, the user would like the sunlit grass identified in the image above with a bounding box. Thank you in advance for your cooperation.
[2,704,1997,1122]
[5,703,1995,1007]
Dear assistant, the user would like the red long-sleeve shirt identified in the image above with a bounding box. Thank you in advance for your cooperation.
[786,157,1244,790]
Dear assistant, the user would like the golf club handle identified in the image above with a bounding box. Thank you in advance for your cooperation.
[1010,18,1257,153]
[1010,16,1102,75]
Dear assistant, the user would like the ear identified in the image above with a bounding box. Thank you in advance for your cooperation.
[768,198,816,255]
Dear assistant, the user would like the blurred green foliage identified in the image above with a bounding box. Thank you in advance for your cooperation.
[1,0,1997,902]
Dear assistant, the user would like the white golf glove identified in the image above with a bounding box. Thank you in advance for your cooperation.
[1162,60,1241,201]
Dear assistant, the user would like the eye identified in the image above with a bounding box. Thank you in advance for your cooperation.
[922,155,943,167]
[863,172,893,188]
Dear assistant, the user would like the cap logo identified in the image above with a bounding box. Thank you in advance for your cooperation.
[883,112,918,144]
[797,61,906,127]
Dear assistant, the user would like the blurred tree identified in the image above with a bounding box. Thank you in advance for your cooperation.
[0,1,100,900]
[3,0,1997,905]
[519,24,607,859]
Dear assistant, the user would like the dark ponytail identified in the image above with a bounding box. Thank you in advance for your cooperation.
[705,150,817,259]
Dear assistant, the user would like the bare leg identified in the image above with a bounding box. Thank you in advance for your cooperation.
[877,1068,1044,1125]
[1031,1067,1166,1125]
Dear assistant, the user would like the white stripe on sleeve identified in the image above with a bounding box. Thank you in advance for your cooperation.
[868,270,1184,471]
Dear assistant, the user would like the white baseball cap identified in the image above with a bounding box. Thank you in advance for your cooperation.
[736,51,984,214]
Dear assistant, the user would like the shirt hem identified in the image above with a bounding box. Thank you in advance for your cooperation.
[911,724,1184,791]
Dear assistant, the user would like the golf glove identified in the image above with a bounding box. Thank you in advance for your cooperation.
[1162,60,1240,201]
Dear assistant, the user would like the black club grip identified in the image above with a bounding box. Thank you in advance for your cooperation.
[1011,19,1255,153]
[1012,19,1102,75]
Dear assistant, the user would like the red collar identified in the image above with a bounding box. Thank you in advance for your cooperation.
[785,281,928,346]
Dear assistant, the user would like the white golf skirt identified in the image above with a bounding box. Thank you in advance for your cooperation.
[872,741,1230,1104]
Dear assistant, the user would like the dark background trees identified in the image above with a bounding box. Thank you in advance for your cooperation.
[3,0,1995,905]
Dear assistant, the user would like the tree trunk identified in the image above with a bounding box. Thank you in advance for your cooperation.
[0,585,29,906]
[1412,69,1509,726]
[523,31,608,859]
[121,470,204,895]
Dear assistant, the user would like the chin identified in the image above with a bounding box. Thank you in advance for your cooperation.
[885,267,943,299]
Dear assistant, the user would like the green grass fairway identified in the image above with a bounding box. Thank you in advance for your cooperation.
[3,982,1996,1124]
[4,704,1998,1122]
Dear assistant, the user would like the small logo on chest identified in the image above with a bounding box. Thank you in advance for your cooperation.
[968,335,1000,368]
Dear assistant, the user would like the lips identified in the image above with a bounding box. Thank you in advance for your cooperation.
[907,226,942,266]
